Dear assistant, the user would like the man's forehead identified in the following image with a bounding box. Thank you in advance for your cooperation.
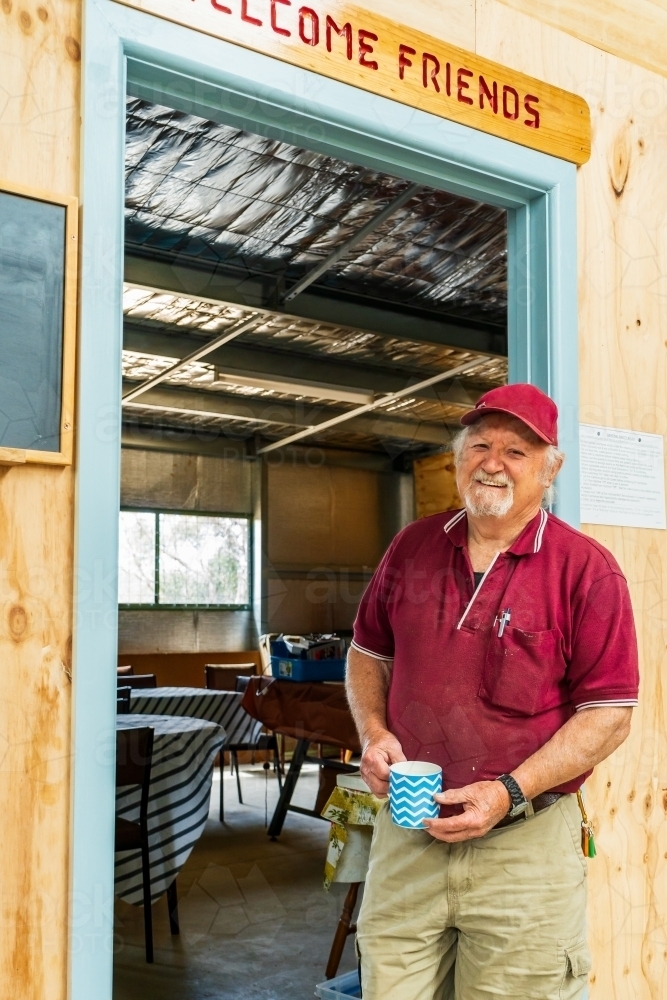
[465,413,543,446]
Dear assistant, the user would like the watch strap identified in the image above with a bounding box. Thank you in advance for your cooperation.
[496,773,529,816]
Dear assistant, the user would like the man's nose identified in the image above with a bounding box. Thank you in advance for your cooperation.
[480,452,505,473]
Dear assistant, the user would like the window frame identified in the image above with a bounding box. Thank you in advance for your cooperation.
[118,506,252,610]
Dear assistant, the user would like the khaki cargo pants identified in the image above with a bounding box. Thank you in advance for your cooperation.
[356,795,590,999]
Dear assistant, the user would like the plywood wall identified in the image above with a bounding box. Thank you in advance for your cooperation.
[3,0,667,996]
[0,0,80,996]
[414,452,462,519]
[475,5,667,996]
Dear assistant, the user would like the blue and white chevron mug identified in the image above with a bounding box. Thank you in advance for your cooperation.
[389,761,442,829]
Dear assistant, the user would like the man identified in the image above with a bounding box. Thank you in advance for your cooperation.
[347,383,639,1000]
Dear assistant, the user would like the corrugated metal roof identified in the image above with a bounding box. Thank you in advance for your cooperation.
[125,99,507,329]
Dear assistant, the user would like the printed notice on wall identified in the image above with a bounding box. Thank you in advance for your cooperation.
[580,424,666,529]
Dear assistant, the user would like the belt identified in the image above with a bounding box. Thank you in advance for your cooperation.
[494,792,562,830]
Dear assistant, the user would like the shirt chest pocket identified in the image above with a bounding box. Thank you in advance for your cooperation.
[479,625,565,716]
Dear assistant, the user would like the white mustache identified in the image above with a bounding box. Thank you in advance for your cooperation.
[470,472,514,487]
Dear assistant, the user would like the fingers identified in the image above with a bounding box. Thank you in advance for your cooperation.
[360,767,389,798]
[423,815,489,842]
[360,755,390,797]
[433,788,470,805]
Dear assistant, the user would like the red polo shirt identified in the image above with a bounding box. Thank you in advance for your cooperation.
[352,508,639,794]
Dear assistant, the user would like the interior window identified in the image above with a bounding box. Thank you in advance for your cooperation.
[118,510,250,607]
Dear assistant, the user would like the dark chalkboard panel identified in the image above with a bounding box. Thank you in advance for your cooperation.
[0,191,67,452]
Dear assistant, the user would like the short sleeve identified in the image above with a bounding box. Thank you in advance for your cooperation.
[568,572,639,710]
[352,540,399,661]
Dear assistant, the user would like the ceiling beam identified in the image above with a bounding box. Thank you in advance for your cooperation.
[120,422,401,472]
[257,358,488,455]
[124,254,506,355]
[121,312,261,403]
[123,324,487,407]
[282,183,420,304]
[120,382,458,446]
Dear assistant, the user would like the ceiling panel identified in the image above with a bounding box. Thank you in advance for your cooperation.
[125,99,507,329]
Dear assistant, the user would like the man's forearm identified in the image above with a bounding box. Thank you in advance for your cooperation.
[346,646,393,745]
[511,706,632,799]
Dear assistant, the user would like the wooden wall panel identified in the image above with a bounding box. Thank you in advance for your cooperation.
[476,5,667,996]
[493,0,667,80]
[414,452,462,519]
[360,0,475,51]
[0,1,80,998]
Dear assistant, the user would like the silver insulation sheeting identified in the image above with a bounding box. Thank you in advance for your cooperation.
[125,99,507,328]
[122,285,508,383]
[122,283,507,450]
[123,99,508,455]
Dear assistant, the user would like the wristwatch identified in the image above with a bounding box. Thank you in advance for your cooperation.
[496,774,530,817]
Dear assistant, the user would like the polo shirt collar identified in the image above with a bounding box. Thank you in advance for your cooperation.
[443,507,548,556]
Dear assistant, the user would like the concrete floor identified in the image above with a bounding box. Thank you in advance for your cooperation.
[113,763,359,1000]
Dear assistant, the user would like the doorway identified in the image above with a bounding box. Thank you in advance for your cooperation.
[71,3,579,996]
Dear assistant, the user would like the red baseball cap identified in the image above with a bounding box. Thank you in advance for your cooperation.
[460,383,558,446]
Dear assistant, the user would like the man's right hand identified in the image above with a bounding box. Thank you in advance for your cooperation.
[361,729,407,797]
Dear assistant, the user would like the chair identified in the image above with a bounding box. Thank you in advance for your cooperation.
[205,667,282,820]
[115,726,179,962]
[117,665,134,676]
[118,674,157,690]
[204,663,256,691]
[117,685,131,714]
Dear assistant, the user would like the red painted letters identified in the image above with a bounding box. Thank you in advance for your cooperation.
[359,29,379,70]
[457,67,473,105]
[398,44,416,80]
[271,0,291,36]
[524,94,540,128]
[241,0,262,26]
[422,53,440,93]
[503,85,519,120]
[204,8,550,138]
[298,6,319,45]
[479,75,498,113]
[326,15,353,60]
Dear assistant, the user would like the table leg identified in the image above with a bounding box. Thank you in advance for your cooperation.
[267,738,310,839]
[325,882,361,980]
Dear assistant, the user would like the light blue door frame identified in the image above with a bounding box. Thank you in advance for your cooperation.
[72,2,579,995]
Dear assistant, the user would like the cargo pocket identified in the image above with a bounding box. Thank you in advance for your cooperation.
[479,625,564,715]
[559,940,591,997]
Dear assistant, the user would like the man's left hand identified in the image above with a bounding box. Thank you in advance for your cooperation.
[423,780,511,842]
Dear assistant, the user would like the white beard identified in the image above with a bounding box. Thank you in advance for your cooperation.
[463,475,515,517]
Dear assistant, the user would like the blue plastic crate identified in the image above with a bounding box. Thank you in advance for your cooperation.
[315,969,361,999]
[270,656,346,682]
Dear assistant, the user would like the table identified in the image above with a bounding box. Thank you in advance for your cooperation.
[241,678,361,838]
[115,713,225,904]
[320,774,384,979]
[130,686,263,745]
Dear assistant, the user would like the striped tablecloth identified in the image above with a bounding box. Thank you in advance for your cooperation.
[115,713,225,904]
[130,687,263,746]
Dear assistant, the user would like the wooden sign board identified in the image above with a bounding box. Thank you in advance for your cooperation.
[114,0,591,164]
[0,181,77,466]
